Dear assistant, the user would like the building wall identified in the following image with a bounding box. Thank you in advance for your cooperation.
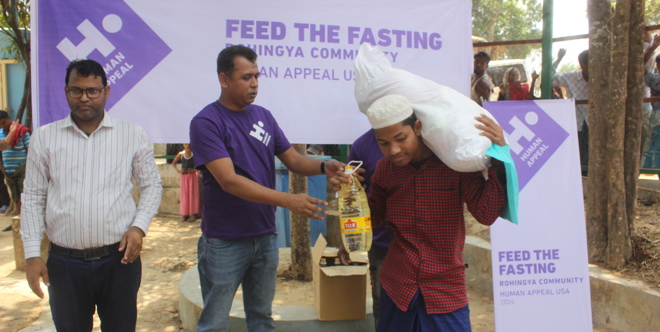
[0,31,27,122]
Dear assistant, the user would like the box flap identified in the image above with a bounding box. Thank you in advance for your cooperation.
[348,251,368,263]
[323,248,338,257]
[312,233,327,263]
[321,264,368,276]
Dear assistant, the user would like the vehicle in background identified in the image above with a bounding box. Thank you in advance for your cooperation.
[486,59,530,86]
[485,59,539,100]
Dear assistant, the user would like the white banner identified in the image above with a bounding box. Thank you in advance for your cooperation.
[486,99,593,331]
[32,0,472,143]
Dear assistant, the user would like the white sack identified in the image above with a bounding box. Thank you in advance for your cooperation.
[354,43,493,172]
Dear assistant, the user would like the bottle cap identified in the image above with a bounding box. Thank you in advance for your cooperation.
[344,161,363,175]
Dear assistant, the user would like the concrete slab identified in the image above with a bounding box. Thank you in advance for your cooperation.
[179,263,374,331]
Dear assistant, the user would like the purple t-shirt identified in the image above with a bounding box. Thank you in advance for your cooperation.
[349,129,393,253]
[189,101,291,239]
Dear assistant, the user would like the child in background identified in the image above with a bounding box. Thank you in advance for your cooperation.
[172,144,200,221]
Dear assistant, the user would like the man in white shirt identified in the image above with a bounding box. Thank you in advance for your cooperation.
[21,59,162,331]
[553,48,589,173]
[471,51,495,106]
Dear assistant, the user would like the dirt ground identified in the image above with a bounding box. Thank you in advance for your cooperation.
[0,198,657,331]
[0,213,496,331]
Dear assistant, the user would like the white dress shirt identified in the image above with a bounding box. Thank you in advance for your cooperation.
[21,112,162,259]
[552,70,589,131]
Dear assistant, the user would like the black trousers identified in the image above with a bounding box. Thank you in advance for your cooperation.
[47,251,141,332]
[578,123,589,176]
[0,171,10,207]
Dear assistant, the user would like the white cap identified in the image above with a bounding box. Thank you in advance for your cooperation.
[365,94,414,129]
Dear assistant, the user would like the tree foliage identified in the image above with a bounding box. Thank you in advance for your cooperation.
[646,0,660,25]
[0,0,30,128]
[472,0,543,59]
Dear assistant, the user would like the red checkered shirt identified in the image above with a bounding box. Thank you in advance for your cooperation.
[369,155,506,314]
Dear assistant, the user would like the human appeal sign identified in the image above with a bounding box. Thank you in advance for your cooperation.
[32,0,472,143]
[490,100,569,190]
[485,99,593,331]
[35,0,171,125]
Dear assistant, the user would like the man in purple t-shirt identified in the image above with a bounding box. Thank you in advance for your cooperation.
[346,129,393,330]
[189,45,344,332]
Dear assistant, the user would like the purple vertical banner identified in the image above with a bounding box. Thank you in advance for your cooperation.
[37,0,171,125]
[485,101,569,191]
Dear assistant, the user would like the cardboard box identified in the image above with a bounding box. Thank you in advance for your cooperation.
[312,234,368,321]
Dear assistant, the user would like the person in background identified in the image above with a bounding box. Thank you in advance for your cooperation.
[189,45,345,332]
[471,51,495,106]
[552,48,589,173]
[0,164,11,231]
[642,34,660,170]
[498,67,538,101]
[172,143,200,222]
[21,59,162,331]
[332,94,507,332]
[0,110,29,216]
[644,35,660,115]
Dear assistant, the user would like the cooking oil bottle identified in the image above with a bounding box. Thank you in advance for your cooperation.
[338,161,372,252]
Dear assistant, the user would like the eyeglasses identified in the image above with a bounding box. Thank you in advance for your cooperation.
[66,87,104,99]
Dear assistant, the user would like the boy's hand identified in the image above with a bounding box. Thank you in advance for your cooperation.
[475,114,506,147]
[337,244,352,265]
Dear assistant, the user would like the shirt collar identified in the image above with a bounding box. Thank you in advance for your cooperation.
[61,110,115,133]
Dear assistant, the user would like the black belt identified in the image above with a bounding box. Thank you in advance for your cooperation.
[49,242,121,260]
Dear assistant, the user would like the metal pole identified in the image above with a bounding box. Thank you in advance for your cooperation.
[541,0,554,99]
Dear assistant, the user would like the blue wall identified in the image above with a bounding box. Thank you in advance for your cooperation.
[275,155,331,248]
[0,32,27,122]
[7,62,25,120]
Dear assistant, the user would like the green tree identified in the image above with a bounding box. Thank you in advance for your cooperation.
[646,0,660,25]
[472,0,543,59]
[0,0,29,128]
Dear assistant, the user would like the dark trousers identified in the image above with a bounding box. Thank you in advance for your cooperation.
[47,251,142,332]
[368,249,387,330]
[0,171,9,207]
[378,288,471,332]
[578,123,589,176]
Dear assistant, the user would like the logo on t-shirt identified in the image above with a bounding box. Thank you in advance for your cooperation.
[249,121,272,146]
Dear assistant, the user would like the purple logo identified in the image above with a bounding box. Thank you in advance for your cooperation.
[487,101,569,190]
[38,1,171,125]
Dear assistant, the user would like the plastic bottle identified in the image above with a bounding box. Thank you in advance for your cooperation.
[338,161,372,252]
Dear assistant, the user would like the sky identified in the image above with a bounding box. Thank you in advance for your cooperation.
[551,0,589,66]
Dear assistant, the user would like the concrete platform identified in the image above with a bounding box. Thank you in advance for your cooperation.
[179,265,374,332]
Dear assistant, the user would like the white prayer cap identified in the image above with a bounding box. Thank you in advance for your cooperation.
[366,94,413,129]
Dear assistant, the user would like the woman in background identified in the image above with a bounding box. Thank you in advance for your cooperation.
[171,144,200,222]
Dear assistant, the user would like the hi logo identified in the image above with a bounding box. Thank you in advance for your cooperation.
[487,101,569,191]
[57,17,119,60]
[39,0,172,115]
[249,121,272,146]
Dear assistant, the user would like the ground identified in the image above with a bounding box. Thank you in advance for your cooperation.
[0,201,657,331]
[625,199,660,291]
[0,214,199,332]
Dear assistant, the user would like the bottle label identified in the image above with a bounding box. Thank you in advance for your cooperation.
[340,216,372,234]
